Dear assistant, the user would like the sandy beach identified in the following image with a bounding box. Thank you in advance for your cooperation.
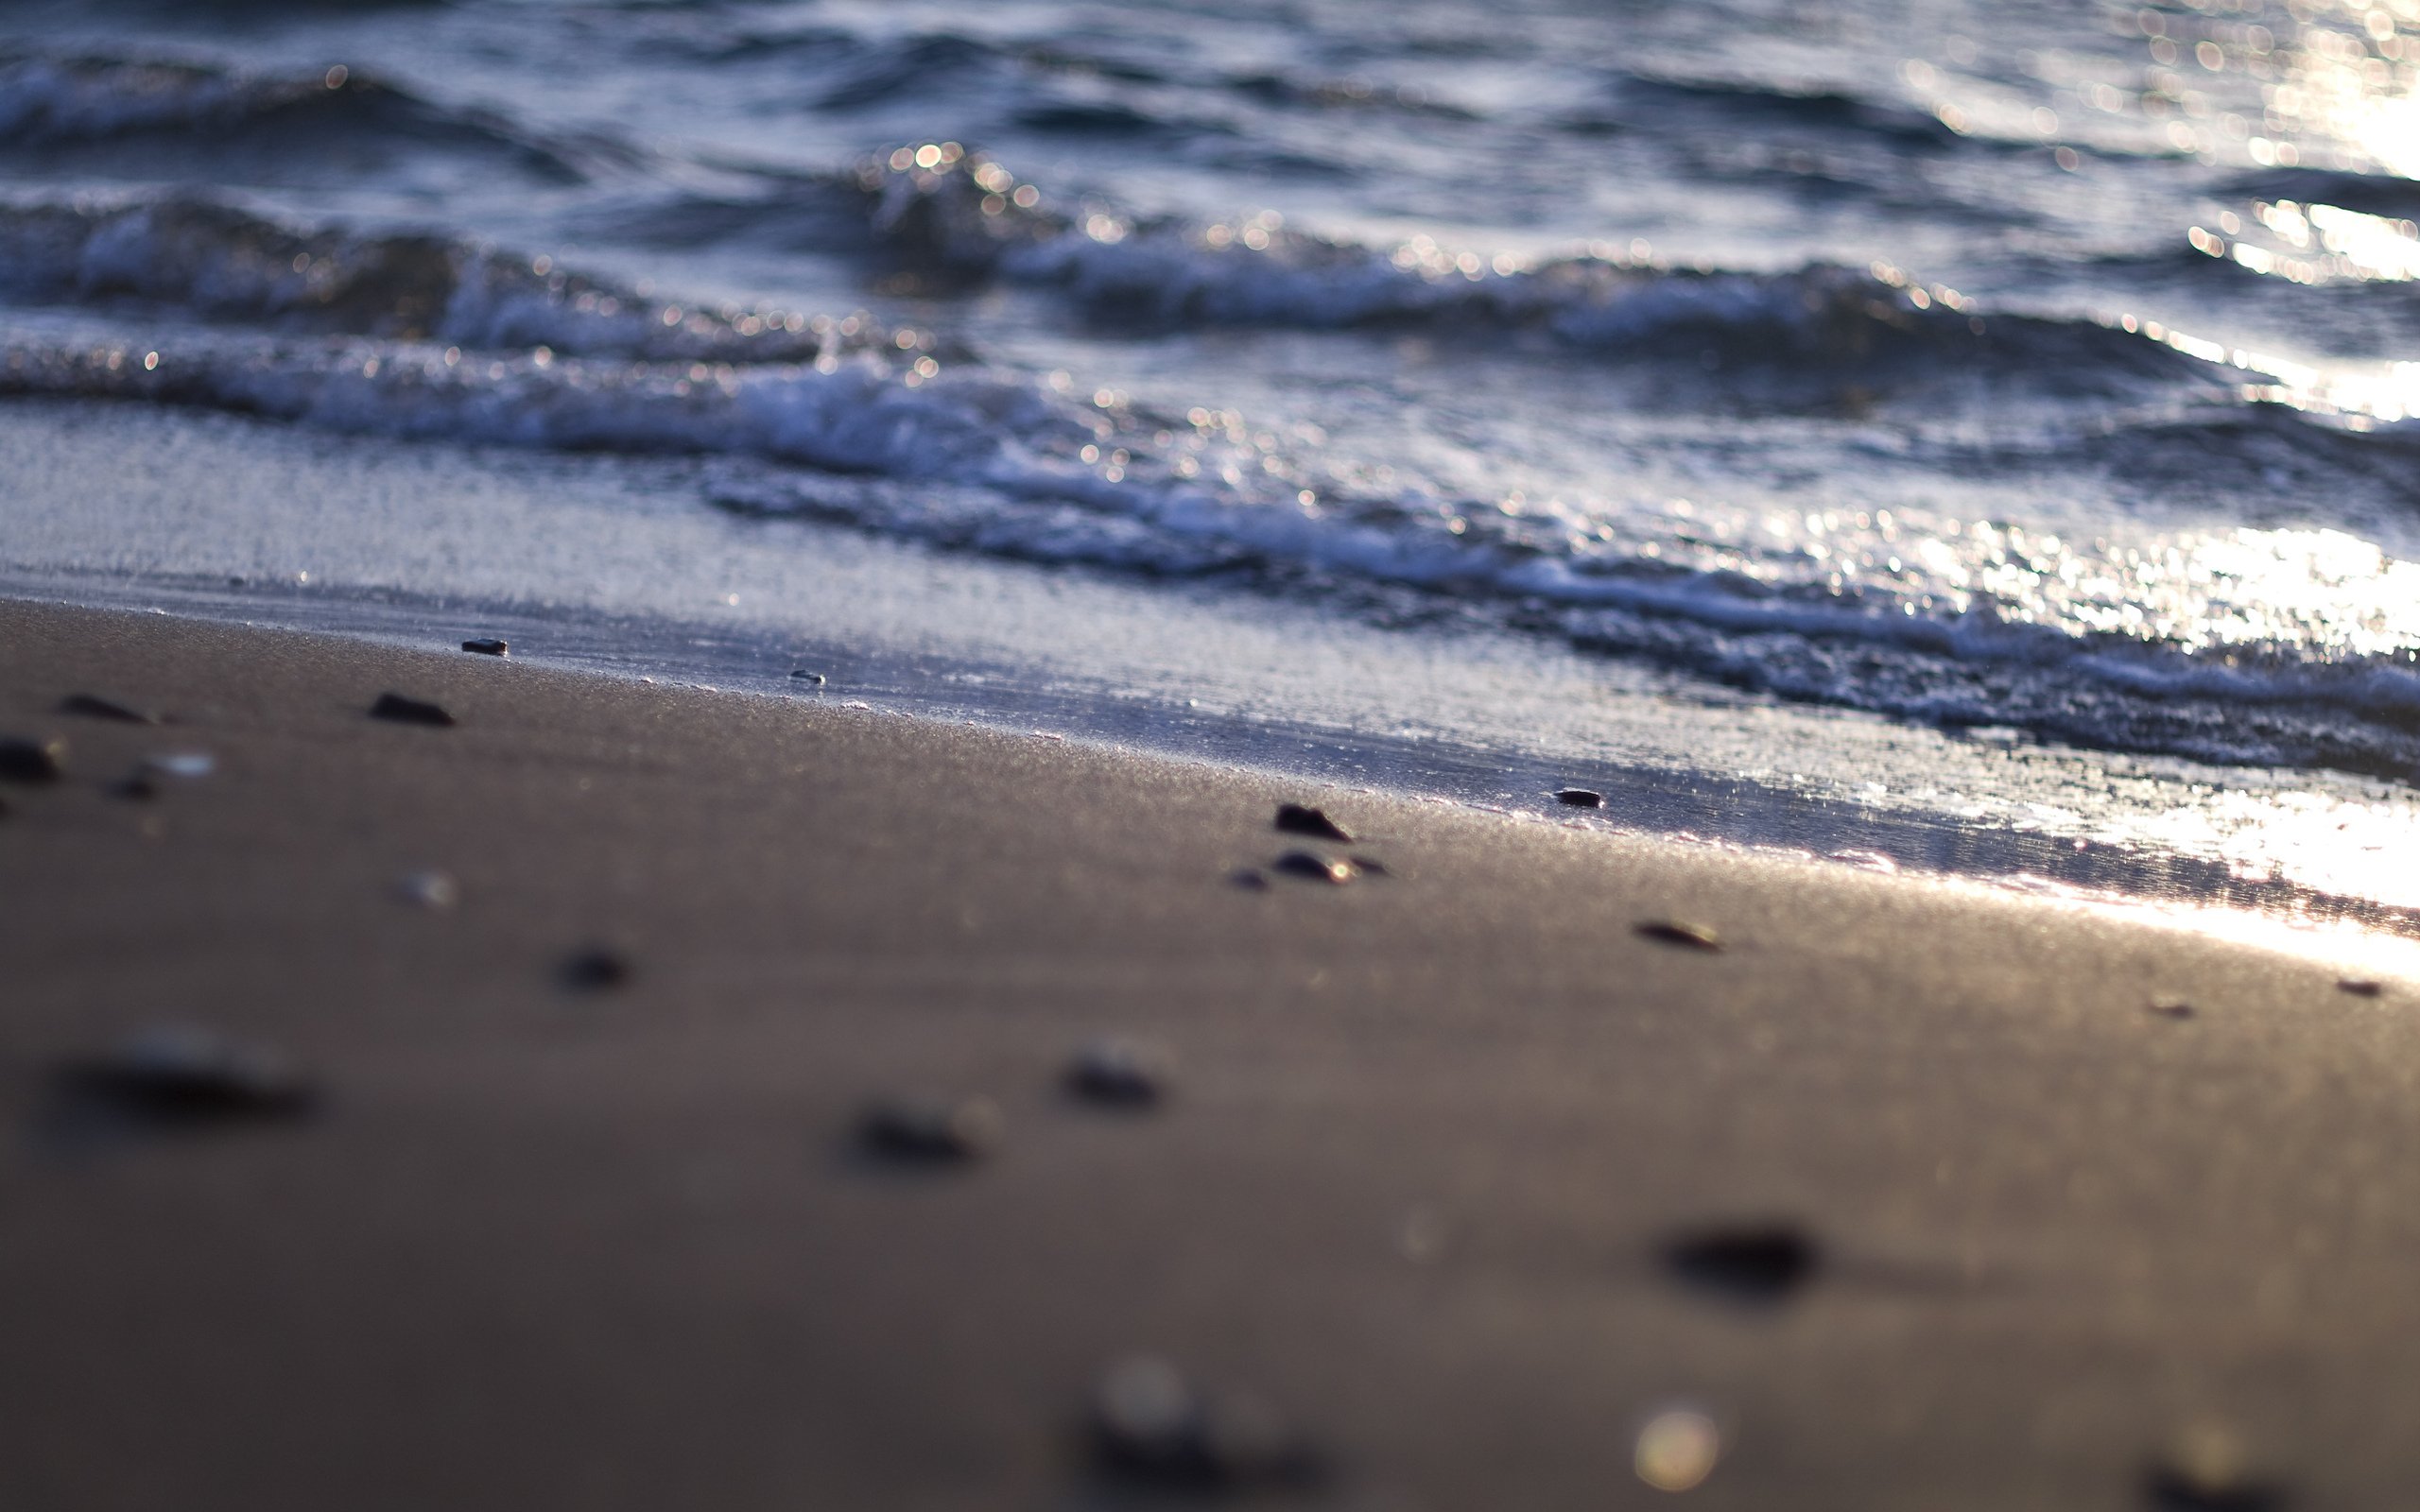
[2,598,2415,1511]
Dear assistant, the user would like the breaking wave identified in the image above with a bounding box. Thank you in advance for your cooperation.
[0,174,2230,393]
[9,314,2420,779]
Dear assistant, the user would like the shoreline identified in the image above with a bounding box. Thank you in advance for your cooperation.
[9,393,2420,933]
[9,560,2420,941]
[5,599,2419,1508]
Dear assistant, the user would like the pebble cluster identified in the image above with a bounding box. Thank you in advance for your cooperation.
[0,662,2356,1506]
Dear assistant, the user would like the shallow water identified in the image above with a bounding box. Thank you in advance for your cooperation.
[5,0,2420,921]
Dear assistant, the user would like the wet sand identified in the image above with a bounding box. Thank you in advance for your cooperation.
[1,598,2415,1512]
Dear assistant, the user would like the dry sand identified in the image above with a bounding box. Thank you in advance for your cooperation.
[1,598,2415,1511]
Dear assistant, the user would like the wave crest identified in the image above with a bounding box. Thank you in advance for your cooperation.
[0,52,595,184]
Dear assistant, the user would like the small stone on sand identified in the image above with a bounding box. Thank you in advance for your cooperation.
[860,1094,1002,1160]
[1636,919,1721,951]
[61,1027,317,1125]
[1067,1039,1172,1106]
[790,670,826,683]
[0,736,66,783]
[2338,979,2384,998]
[2148,1001,2196,1019]
[2145,1425,2279,1512]
[59,694,159,725]
[107,771,158,801]
[559,948,631,990]
[461,638,510,656]
[1275,803,1353,841]
[397,869,459,910]
[1091,1355,1316,1489]
[1273,850,1354,885]
[1554,788,1604,808]
[1634,1408,1721,1492]
[370,693,456,727]
[1664,1223,1820,1301]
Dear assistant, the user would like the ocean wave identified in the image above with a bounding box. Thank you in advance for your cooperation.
[816,33,1003,111]
[1558,601,2420,775]
[2048,406,2420,505]
[2226,165,2420,219]
[0,52,598,184]
[0,198,921,361]
[843,154,2227,383]
[1223,69,1478,120]
[670,24,856,68]
[570,174,880,255]
[786,25,1478,130]
[0,334,1084,478]
[8,323,2419,778]
[0,159,2266,404]
[1601,75,1963,150]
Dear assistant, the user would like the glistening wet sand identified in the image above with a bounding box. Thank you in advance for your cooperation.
[1,599,2415,1511]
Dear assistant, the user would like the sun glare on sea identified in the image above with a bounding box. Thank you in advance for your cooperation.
[2352,92,2420,178]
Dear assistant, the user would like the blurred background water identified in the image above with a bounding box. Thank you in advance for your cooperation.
[8,0,2420,924]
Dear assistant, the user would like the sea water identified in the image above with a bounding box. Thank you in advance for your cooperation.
[5,0,2420,928]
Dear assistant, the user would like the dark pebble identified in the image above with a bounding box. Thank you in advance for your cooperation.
[107,771,159,802]
[1664,1223,1821,1301]
[860,1093,1002,1160]
[0,736,66,783]
[460,638,510,657]
[1554,788,1605,808]
[2338,978,2384,998]
[60,1027,317,1125]
[1275,802,1353,841]
[790,670,826,683]
[1067,1039,1172,1107]
[59,694,159,725]
[2147,1001,2196,1019]
[2145,1462,2283,1511]
[1091,1355,1319,1489]
[559,948,631,991]
[370,693,456,727]
[1636,919,1721,951]
[1273,850,1354,885]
